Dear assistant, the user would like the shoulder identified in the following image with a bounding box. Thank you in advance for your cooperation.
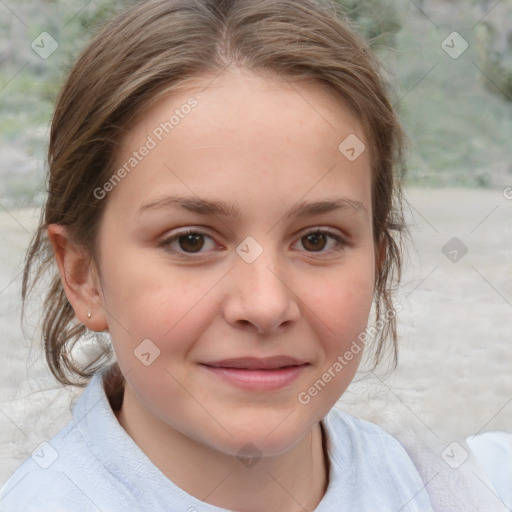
[324,405,418,457]
[466,431,512,510]
[321,407,433,511]
[0,374,136,512]
[467,430,512,458]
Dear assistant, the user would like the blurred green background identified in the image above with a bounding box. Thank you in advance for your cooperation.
[0,0,511,208]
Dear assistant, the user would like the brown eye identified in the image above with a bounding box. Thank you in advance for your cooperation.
[294,229,346,254]
[301,232,327,252]
[178,233,205,253]
[159,229,216,256]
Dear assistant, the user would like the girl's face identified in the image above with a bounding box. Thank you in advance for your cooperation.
[94,69,377,457]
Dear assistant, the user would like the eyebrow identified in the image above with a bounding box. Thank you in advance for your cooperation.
[136,195,368,219]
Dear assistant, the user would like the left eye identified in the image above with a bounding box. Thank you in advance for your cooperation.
[294,229,346,253]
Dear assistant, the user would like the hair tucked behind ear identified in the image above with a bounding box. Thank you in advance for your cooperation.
[22,0,408,388]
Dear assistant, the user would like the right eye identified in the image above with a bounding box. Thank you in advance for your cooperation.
[158,228,218,255]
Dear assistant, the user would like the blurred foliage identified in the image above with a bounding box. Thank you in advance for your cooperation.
[0,0,134,205]
[336,0,401,48]
[472,0,512,102]
[0,0,133,110]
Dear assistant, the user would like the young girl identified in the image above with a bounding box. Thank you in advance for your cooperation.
[0,0,434,510]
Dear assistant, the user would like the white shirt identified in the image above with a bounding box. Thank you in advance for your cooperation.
[466,431,512,510]
[0,371,433,511]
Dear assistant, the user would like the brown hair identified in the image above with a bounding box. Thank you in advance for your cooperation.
[22,0,408,388]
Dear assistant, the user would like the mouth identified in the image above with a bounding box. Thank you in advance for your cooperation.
[202,356,308,370]
[200,356,309,391]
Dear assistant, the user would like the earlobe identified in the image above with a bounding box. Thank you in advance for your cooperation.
[47,224,108,332]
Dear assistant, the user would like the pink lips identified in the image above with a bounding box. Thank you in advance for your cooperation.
[201,356,309,391]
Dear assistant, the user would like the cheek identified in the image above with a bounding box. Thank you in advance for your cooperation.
[302,255,375,387]
[308,260,375,338]
[101,258,224,367]
[294,268,373,421]
[100,246,177,324]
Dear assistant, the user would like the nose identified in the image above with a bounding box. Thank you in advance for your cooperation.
[223,247,301,334]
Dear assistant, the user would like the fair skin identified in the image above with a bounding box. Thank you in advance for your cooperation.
[48,69,381,512]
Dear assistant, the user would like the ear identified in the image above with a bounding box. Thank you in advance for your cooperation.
[47,224,108,332]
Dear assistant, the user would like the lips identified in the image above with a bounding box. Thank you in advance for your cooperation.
[200,356,309,391]
[202,356,308,370]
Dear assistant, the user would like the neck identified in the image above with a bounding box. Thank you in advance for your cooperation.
[115,382,328,512]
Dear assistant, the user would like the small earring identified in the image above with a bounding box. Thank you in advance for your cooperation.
[87,312,92,318]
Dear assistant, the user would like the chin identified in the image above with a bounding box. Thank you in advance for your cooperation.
[200,417,315,460]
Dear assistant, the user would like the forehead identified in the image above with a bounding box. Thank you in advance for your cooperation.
[137,69,363,140]
[107,68,372,218]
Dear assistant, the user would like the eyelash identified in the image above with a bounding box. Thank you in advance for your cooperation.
[158,227,348,257]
